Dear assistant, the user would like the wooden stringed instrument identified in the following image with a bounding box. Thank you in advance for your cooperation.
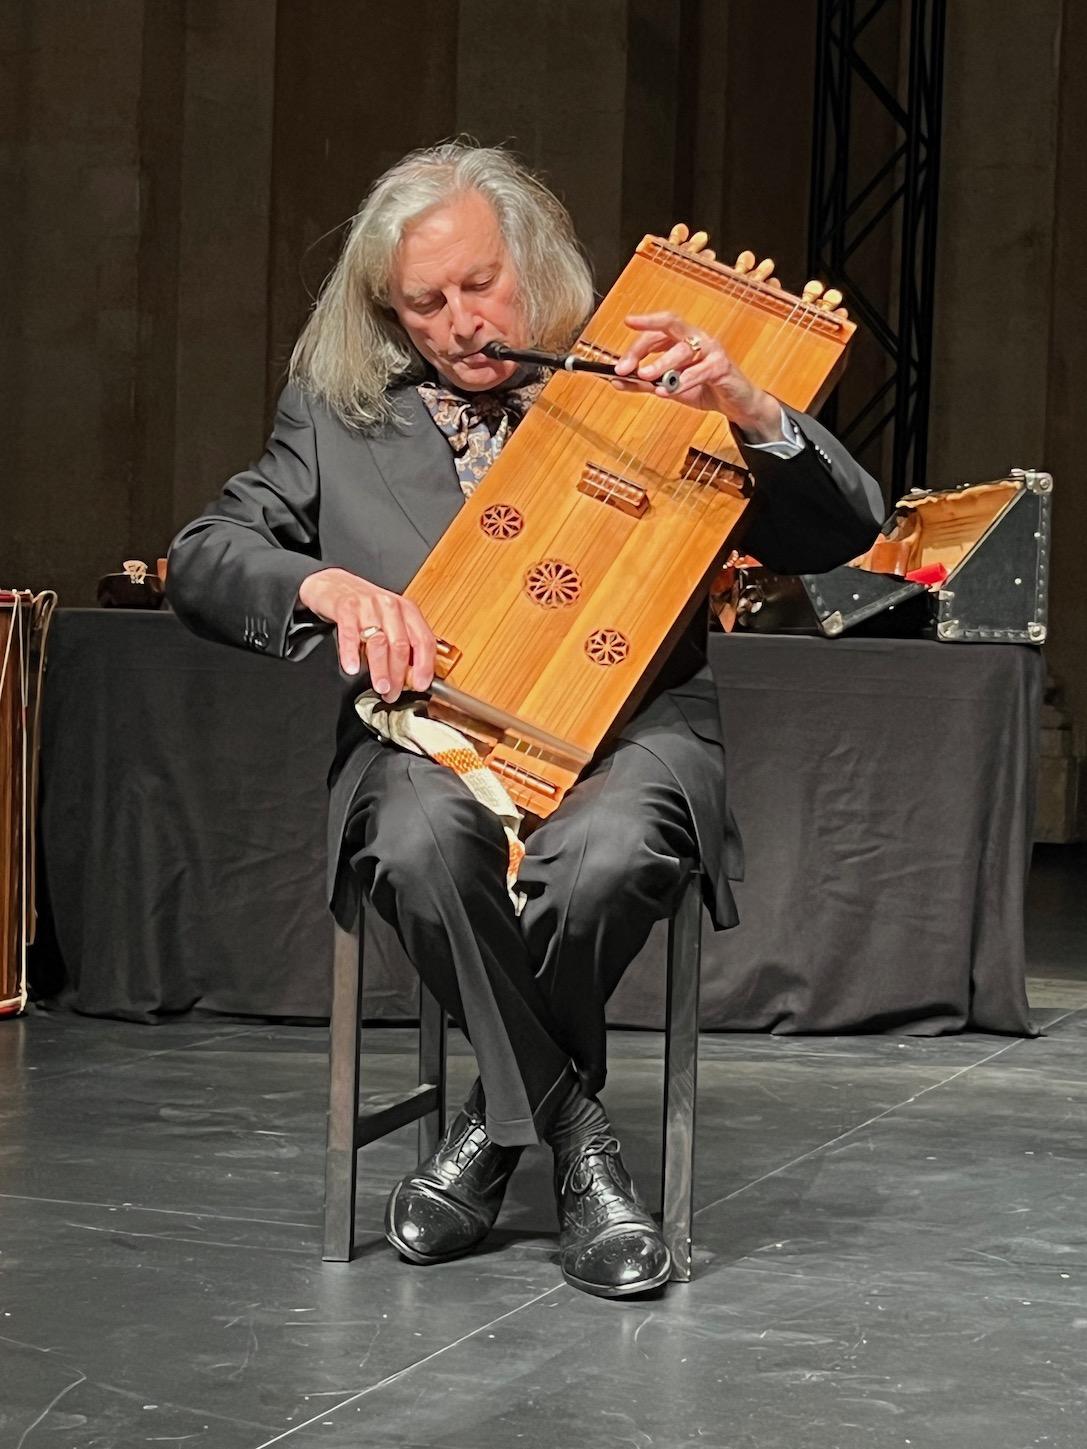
[405,235,855,816]
[1,590,56,1016]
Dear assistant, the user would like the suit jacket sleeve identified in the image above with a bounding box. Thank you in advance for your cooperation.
[166,384,331,659]
[735,403,884,575]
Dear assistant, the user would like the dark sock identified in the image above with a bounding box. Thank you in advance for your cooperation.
[544,1081,611,1160]
[464,1077,486,1120]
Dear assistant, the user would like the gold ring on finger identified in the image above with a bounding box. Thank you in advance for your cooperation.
[686,335,703,357]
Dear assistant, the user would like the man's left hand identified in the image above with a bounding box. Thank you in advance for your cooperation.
[614,310,783,443]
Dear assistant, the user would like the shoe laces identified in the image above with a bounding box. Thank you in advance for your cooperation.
[560,1134,623,1201]
[437,1115,489,1177]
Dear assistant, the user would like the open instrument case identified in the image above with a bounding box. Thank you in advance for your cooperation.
[725,469,1052,644]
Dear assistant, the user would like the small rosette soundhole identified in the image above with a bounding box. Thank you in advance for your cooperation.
[480,503,523,539]
[585,629,629,666]
[524,560,581,608]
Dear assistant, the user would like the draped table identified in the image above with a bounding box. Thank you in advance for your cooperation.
[33,610,1041,1035]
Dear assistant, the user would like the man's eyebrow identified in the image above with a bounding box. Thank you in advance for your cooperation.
[402,262,500,303]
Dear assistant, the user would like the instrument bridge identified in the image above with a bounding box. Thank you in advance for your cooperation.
[578,462,649,517]
[681,448,753,497]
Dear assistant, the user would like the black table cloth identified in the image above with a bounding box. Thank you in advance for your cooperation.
[34,610,1041,1035]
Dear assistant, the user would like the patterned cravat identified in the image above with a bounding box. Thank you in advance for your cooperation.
[418,373,546,499]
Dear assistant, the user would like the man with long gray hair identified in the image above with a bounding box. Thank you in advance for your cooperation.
[168,141,881,1298]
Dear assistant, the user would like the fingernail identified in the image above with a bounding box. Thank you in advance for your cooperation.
[375,678,390,694]
[345,662,359,676]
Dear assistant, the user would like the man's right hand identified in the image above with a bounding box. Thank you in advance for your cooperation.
[297,568,435,701]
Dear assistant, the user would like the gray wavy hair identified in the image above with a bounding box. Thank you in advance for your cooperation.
[289,142,595,430]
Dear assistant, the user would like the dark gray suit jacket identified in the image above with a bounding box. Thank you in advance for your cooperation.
[167,382,882,929]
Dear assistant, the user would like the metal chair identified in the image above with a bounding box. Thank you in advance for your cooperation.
[321,870,704,1280]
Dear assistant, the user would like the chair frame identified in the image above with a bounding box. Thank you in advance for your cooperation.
[322,915,447,1262]
[322,871,703,1281]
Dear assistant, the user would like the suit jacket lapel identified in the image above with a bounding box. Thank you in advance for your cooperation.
[364,385,464,553]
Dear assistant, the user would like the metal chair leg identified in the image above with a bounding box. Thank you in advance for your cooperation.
[418,983,447,1158]
[662,871,702,1282]
[323,922,363,1261]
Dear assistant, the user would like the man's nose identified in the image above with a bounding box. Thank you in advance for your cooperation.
[448,292,478,343]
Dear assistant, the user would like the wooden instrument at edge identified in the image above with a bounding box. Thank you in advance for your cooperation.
[2,590,56,1016]
[405,236,856,816]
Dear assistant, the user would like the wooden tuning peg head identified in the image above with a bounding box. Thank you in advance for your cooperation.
[734,250,756,274]
[802,279,825,304]
[821,287,844,310]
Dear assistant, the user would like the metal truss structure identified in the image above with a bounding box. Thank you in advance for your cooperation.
[808,0,947,494]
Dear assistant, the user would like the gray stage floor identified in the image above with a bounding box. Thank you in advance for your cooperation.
[2,845,1085,1449]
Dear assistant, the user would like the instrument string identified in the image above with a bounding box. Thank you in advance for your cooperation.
[655,244,721,511]
[762,295,823,402]
[492,250,692,757]
[668,252,845,509]
[610,242,711,505]
[758,257,850,404]
[571,246,685,507]
[643,245,732,560]
[651,243,815,511]
[648,248,845,603]
[589,247,718,528]
[606,235,735,488]
[530,243,815,604]
[662,246,752,512]
[669,251,810,511]
[593,254,679,493]
[623,308,732,630]
[482,296,635,732]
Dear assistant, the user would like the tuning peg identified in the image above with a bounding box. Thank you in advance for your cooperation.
[802,279,825,304]
[752,257,776,283]
[833,306,850,321]
[734,250,756,274]
[767,276,783,288]
[669,222,690,245]
[685,229,710,254]
[700,247,716,261]
[821,287,844,310]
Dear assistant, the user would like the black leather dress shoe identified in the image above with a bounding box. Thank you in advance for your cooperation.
[553,1135,672,1297]
[384,1109,523,1265]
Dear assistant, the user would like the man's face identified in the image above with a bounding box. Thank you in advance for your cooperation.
[388,190,526,392]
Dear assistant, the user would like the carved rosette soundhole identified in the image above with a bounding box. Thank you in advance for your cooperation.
[585,629,629,666]
[524,560,581,608]
[480,503,523,539]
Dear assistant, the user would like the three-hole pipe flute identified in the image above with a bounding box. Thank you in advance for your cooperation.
[480,340,681,394]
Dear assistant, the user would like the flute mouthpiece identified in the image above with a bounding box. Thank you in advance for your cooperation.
[480,341,512,360]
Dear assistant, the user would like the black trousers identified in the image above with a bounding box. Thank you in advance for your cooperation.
[342,735,699,1147]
